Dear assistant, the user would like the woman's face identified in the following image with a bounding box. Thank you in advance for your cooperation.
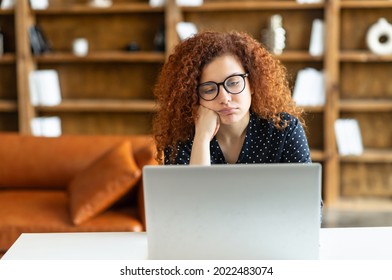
[198,54,252,126]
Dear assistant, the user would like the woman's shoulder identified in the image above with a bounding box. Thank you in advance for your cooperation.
[280,112,300,126]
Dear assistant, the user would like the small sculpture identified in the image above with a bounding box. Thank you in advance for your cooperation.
[261,14,286,55]
[366,18,392,55]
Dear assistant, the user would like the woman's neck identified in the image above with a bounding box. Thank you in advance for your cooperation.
[215,112,250,164]
[216,111,250,141]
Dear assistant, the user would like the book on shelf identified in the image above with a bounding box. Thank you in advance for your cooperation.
[1,0,15,9]
[31,116,62,137]
[29,25,51,55]
[176,22,198,41]
[149,0,203,6]
[0,28,3,57]
[29,0,48,10]
[309,19,324,56]
[29,70,62,106]
[292,68,325,106]
[334,119,364,156]
[88,0,112,8]
[296,0,324,3]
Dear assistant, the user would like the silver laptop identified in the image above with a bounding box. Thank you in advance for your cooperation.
[143,163,321,260]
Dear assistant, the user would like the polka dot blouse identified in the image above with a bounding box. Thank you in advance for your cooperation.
[164,111,311,165]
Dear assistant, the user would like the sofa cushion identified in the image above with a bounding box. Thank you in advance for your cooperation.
[0,190,143,252]
[69,141,141,225]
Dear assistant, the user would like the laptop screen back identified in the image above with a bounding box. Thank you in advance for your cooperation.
[143,163,321,260]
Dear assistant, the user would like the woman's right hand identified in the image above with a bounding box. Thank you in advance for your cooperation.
[194,105,220,142]
[190,106,219,165]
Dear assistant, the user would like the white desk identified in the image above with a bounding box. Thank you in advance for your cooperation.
[2,227,392,260]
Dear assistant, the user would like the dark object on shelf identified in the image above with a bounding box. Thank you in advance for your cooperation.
[0,27,3,56]
[154,24,165,52]
[29,25,52,55]
[126,41,140,52]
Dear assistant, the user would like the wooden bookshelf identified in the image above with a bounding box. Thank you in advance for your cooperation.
[0,6,17,131]
[1,0,391,205]
[337,0,392,201]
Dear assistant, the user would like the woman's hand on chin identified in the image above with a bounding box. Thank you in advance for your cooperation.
[195,105,220,141]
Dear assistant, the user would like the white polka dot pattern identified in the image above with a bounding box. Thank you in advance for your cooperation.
[164,112,311,165]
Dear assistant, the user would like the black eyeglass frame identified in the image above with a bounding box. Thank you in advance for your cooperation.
[197,73,249,101]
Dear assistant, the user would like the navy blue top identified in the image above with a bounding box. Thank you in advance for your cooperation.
[164,112,311,165]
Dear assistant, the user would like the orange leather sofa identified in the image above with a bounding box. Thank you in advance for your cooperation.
[0,133,158,255]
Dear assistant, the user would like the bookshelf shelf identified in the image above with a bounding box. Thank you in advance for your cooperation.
[32,4,164,15]
[0,54,16,64]
[340,51,392,62]
[340,149,392,163]
[340,1,392,9]
[276,51,323,62]
[339,100,392,112]
[35,51,165,63]
[0,9,14,15]
[36,99,158,113]
[310,149,325,162]
[0,100,17,112]
[181,2,324,12]
[300,105,324,113]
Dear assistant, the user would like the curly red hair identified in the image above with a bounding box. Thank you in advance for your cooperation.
[153,31,303,164]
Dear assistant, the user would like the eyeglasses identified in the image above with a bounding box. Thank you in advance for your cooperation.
[197,73,249,101]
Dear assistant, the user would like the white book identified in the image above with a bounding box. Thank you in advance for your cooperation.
[149,0,203,6]
[296,0,324,3]
[29,70,62,106]
[1,0,15,9]
[30,117,43,136]
[309,19,324,56]
[334,119,364,156]
[149,0,164,6]
[176,0,203,6]
[28,72,40,106]
[31,116,62,137]
[176,22,198,41]
[29,0,48,9]
[292,68,325,106]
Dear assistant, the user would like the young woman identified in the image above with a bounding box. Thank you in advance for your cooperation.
[153,30,311,166]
